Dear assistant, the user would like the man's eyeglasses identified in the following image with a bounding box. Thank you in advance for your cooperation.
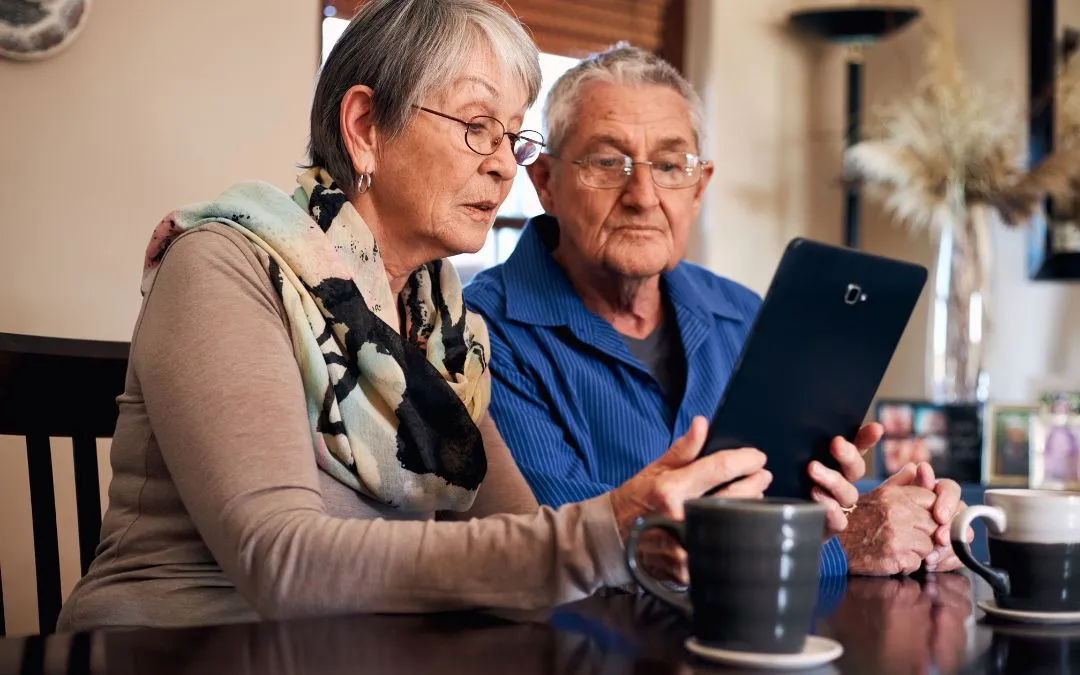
[414,106,545,166]
[551,153,710,190]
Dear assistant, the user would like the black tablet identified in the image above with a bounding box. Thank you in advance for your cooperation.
[701,237,927,499]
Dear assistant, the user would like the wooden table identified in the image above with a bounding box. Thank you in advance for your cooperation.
[0,573,1074,674]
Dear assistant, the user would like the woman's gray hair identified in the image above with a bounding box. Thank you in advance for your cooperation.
[308,0,542,197]
[543,43,704,155]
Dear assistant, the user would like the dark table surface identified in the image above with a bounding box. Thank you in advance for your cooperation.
[1,572,1076,675]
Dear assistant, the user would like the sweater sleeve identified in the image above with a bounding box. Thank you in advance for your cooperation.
[133,226,630,620]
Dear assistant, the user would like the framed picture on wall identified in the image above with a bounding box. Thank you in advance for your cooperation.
[1030,412,1080,490]
[874,399,983,483]
[983,404,1038,486]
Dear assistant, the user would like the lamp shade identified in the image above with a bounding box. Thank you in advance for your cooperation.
[789,5,920,44]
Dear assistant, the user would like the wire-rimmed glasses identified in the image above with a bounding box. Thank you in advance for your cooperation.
[554,153,710,189]
[415,106,545,166]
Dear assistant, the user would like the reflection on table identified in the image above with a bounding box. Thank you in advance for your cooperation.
[2,572,1079,674]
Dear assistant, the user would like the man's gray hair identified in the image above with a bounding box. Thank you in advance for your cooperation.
[308,0,542,197]
[543,43,704,155]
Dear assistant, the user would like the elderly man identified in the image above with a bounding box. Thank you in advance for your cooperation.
[465,45,964,578]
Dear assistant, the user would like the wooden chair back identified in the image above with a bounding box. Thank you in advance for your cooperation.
[0,332,128,636]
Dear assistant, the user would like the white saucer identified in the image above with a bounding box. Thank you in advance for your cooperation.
[978,599,1080,624]
[685,635,843,670]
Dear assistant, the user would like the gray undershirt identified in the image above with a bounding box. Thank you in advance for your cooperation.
[620,304,687,410]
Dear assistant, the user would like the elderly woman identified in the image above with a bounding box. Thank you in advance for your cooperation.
[56,0,771,631]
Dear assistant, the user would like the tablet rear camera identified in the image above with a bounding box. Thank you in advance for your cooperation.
[845,284,863,305]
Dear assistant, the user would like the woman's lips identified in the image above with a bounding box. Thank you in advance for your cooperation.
[463,202,498,222]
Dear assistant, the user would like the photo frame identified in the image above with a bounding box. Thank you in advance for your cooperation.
[873,399,983,482]
[1039,390,1080,415]
[1030,412,1080,490]
[983,404,1038,486]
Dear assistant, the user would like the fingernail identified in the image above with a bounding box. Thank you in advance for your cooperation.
[926,551,941,567]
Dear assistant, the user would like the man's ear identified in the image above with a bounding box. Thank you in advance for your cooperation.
[527,155,558,214]
[690,160,714,216]
[339,84,379,177]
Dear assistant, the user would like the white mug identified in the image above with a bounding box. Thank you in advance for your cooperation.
[950,489,1080,612]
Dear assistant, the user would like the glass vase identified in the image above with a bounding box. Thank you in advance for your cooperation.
[927,204,992,403]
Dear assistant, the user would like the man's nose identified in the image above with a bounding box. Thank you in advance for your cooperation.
[620,164,660,210]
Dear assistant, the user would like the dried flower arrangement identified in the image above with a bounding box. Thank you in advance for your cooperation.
[841,0,1080,401]
[843,1,1080,233]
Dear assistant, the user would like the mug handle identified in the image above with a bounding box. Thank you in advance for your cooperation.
[625,516,693,615]
[950,504,1010,597]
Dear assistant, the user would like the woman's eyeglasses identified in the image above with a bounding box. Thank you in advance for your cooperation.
[415,106,545,166]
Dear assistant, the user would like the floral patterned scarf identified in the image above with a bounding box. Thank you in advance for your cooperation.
[142,168,491,512]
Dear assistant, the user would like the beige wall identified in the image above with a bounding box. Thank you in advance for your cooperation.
[0,0,318,635]
[685,0,846,292]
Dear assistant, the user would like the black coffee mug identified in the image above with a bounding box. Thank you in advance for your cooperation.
[951,489,1080,612]
[625,497,826,654]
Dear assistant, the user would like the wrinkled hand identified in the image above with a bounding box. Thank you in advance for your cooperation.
[807,423,881,536]
[911,462,968,572]
[610,416,772,585]
[838,463,942,575]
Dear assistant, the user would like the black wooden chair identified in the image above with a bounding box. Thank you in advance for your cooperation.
[0,332,129,636]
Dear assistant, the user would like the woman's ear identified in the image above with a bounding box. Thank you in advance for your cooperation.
[340,84,379,177]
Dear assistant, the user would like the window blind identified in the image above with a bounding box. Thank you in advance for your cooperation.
[324,0,684,70]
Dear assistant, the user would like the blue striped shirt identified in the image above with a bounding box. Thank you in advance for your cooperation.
[464,215,847,577]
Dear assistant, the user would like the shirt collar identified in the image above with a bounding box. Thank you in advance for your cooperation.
[501,215,587,327]
[663,258,744,322]
[501,214,745,326]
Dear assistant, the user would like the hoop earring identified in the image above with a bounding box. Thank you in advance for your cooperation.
[357,172,372,195]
